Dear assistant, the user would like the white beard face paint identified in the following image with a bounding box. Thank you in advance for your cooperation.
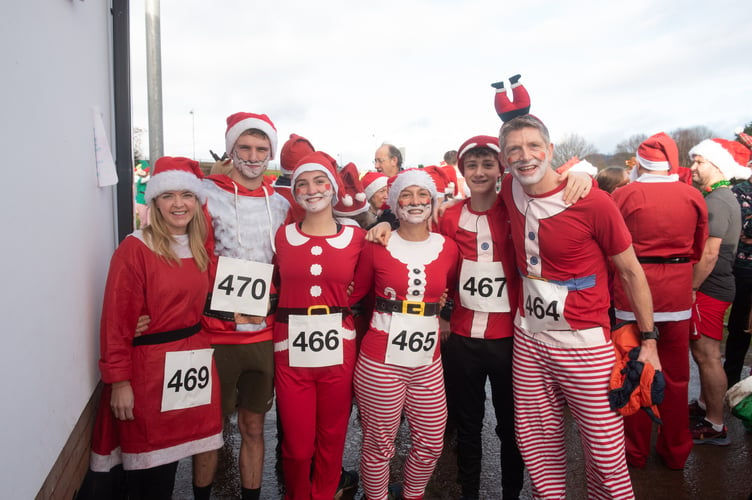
[296,189,334,213]
[396,203,432,224]
[232,151,269,179]
[509,158,547,186]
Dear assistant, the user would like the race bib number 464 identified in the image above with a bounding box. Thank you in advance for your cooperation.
[210,257,274,316]
[521,277,570,331]
[161,349,213,412]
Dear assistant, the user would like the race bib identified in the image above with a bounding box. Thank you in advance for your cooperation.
[521,276,570,331]
[161,349,213,412]
[385,312,439,368]
[288,313,343,368]
[459,260,510,312]
[210,256,274,317]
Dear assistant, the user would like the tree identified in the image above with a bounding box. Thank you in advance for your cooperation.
[614,134,648,155]
[669,126,714,167]
[552,133,598,169]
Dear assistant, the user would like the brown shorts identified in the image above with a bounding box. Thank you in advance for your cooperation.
[212,341,274,415]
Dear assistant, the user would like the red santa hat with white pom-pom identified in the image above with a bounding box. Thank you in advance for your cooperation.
[333,163,369,217]
[224,112,278,159]
[145,156,206,205]
[689,138,752,180]
[291,151,343,205]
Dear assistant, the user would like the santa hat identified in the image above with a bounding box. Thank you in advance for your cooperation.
[361,171,388,202]
[387,168,438,210]
[491,74,531,122]
[144,156,206,205]
[735,127,752,154]
[636,132,679,173]
[224,112,278,159]
[291,151,342,205]
[689,138,752,180]
[280,133,315,176]
[556,157,598,178]
[333,163,369,217]
[457,135,502,175]
[423,165,457,199]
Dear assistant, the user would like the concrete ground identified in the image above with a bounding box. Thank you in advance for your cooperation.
[173,353,752,499]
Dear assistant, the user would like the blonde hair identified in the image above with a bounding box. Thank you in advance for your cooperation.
[143,199,209,271]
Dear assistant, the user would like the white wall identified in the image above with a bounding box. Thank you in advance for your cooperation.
[0,1,117,497]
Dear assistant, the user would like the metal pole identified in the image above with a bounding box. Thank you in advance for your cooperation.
[190,109,195,159]
[145,0,163,163]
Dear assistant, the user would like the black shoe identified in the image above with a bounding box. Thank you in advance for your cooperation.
[509,74,522,84]
[335,469,359,499]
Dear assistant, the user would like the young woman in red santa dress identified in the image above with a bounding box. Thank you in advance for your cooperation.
[87,157,223,500]
[350,169,460,500]
[272,151,365,500]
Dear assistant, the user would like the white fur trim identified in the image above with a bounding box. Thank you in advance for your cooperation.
[225,118,277,159]
[387,169,438,210]
[689,139,751,180]
[145,170,206,204]
[291,163,340,198]
[458,141,500,159]
[636,152,669,171]
[364,176,387,201]
[566,159,598,178]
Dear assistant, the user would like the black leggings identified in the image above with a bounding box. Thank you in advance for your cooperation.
[124,461,179,500]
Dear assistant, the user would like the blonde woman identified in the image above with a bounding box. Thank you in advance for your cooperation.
[88,157,223,500]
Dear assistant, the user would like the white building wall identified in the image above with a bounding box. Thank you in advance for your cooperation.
[0,1,118,497]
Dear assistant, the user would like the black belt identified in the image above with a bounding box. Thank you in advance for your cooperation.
[374,297,440,316]
[637,257,690,264]
[132,323,201,347]
[275,305,351,324]
[202,293,278,322]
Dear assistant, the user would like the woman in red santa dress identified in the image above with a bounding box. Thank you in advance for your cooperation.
[88,157,223,500]
[272,151,365,500]
[350,169,460,500]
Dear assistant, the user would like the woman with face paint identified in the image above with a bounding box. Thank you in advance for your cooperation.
[349,169,460,500]
[272,151,365,500]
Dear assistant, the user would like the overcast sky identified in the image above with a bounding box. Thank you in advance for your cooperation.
[129,0,752,170]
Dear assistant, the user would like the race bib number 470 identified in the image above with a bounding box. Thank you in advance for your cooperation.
[210,257,274,316]
[161,349,213,412]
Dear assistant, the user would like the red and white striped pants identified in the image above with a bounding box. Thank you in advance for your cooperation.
[512,326,634,500]
[353,355,447,500]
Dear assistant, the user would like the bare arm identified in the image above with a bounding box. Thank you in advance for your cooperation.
[611,245,661,370]
[110,380,135,421]
[561,171,593,205]
[692,236,721,292]
[365,221,393,246]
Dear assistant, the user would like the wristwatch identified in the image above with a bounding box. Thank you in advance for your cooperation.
[640,326,660,341]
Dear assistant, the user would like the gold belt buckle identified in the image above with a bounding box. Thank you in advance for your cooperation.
[401,301,425,315]
[307,305,330,315]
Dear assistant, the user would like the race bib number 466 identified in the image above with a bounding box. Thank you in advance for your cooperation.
[161,349,213,412]
[210,257,274,316]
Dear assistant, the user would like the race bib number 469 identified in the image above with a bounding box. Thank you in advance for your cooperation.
[161,349,213,412]
[210,257,274,316]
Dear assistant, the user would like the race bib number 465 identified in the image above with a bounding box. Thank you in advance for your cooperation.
[161,349,213,412]
[385,313,439,368]
[210,257,274,316]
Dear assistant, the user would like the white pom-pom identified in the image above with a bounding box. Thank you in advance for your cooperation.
[342,194,353,207]
[355,192,366,202]
[736,126,745,136]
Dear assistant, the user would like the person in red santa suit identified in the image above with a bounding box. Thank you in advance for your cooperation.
[274,133,316,223]
[611,133,708,469]
[272,151,364,500]
[89,157,223,500]
[350,169,460,500]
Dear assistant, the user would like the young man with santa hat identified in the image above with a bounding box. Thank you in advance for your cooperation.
[688,138,752,446]
[200,112,291,500]
[611,132,708,468]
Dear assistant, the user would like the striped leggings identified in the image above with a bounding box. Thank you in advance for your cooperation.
[353,355,447,500]
[512,327,634,500]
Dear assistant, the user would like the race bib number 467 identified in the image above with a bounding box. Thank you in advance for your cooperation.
[459,260,510,312]
[210,257,274,316]
[161,349,213,412]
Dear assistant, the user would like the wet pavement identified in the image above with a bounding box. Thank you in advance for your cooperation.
[173,354,752,499]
